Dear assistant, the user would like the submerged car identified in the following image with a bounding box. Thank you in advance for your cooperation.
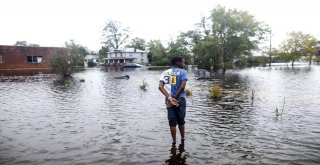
[123,63,142,68]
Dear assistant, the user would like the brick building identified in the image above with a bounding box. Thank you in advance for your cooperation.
[0,45,65,75]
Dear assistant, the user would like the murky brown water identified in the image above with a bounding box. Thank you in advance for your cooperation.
[0,65,320,164]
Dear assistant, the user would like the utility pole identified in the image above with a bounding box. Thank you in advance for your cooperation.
[269,30,272,67]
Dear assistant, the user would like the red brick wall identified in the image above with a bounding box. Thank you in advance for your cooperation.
[0,45,65,75]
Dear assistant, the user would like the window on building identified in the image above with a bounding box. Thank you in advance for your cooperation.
[27,56,43,63]
[0,55,2,64]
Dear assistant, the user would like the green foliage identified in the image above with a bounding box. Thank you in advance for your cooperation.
[279,31,318,66]
[87,60,97,67]
[247,56,267,67]
[278,31,318,66]
[126,37,146,50]
[210,84,221,99]
[14,41,27,46]
[50,40,88,77]
[50,49,74,77]
[65,40,89,67]
[234,57,248,68]
[167,33,193,65]
[303,34,317,65]
[186,88,192,96]
[147,40,168,65]
[210,5,269,71]
[14,41,39,47]
[99,46,109,56]
[192,36,219,70]
[279,31,304,66]
[102,20,130,49]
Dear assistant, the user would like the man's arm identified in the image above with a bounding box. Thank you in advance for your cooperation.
[159,81,179,106]
[158,81,170,98]
[173,80,186,99]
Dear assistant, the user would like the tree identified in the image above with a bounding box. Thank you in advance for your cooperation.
[14,41,39,47]
[192,36,219,70]
[65,40,89,66]
[303,34,317,65]
[50,48,74,77]
[167,33,194,65]
[102,20,130,49]
[50,40,89,77]
[279,31,314,66]
[98,46,110,62]
[14,41,27,46]
[147,40,167,65]
[126,37,146,50]
[210,6,269,71]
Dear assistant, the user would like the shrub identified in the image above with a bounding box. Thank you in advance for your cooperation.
[87,60,97,67]
[210,84,221,99]
[139,79,148,91]
[186,88,192,96]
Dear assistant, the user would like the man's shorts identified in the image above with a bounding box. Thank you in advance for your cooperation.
[167,97,186,127]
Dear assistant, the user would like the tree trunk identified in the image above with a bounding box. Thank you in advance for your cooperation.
[291,60,295,66]
[309,55,312,65]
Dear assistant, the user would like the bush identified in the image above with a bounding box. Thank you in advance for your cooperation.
[186,88,192,96]
[87,60,97,67]
[210,84,221,99]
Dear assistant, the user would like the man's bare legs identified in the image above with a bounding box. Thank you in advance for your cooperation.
[178,124,185,141]
[170,124,185,144]
[170,127,177,144]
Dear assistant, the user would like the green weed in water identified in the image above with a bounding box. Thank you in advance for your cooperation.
[186,88,192,96]
[210,84,221,99]
[139,79,148,91]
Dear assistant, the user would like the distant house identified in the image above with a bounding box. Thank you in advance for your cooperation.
[104,48,148,66]
[84,54,99,67]
[0,45,65,75]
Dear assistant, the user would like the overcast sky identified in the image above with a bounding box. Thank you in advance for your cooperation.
[0,0,319,51]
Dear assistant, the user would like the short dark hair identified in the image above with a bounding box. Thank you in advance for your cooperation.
[171,56,183,65]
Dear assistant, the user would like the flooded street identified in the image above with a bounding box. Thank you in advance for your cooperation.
[1,65,320,164]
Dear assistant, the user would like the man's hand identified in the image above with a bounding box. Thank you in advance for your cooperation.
[166,97,179,107]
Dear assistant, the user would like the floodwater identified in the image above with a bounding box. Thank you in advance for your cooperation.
[0,65,320,165]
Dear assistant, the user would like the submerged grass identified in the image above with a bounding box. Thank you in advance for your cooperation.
[139,79,148,91]
[210,84,221,99]
[186,88,192,96]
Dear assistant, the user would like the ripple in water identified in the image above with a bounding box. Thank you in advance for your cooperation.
[1,66,320,164]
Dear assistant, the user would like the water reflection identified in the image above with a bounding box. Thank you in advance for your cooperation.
[166,142,188,165]
[1,66,320,164]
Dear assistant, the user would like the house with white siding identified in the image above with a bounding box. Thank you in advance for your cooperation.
[103,48,148,66]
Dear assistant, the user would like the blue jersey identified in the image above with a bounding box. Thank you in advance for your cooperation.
[159,67,188,98]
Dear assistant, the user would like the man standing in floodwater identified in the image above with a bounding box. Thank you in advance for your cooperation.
[158,56,188,145]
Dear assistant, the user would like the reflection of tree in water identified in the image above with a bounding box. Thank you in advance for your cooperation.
[165,143,189,165]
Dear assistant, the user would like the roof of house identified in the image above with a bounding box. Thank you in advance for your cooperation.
[108,48,147,53]
[84,55,99,60]
[103,57,137,60]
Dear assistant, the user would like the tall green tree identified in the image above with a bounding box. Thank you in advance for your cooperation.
[302,34,317,65]
[126,37,146,50]
[167,33,194,65]
[192,36,219,70]
[65,40,89,66]
[50,40,89,77]
[210,6,268,71]
[147,40,167,65]
[102,20,130,49]
[279,31,311,66]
